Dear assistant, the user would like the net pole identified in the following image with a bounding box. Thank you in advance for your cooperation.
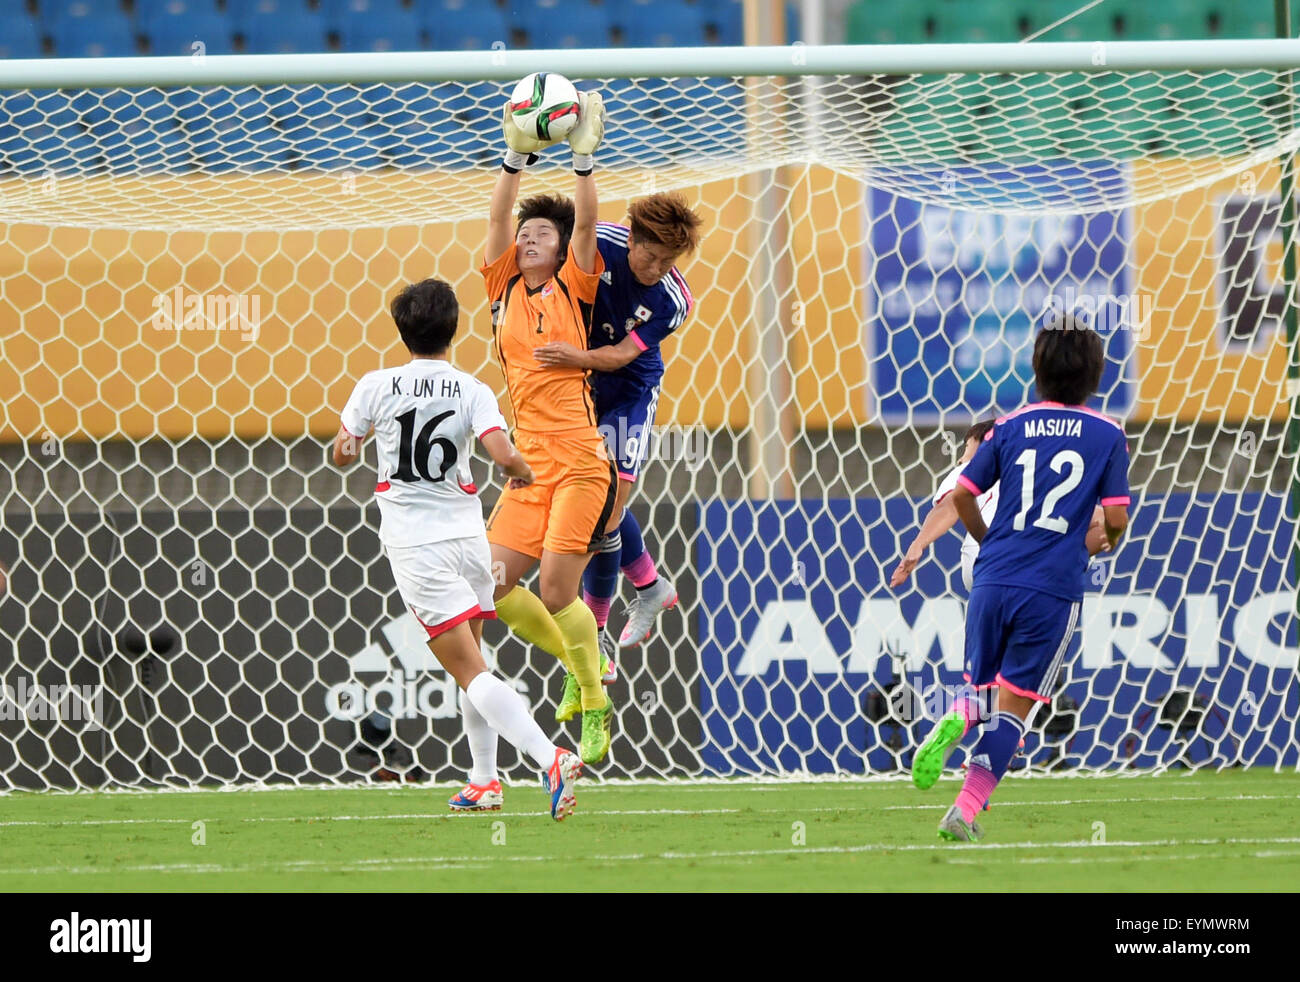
[1275,0,1300,617]
[743,0,796,498]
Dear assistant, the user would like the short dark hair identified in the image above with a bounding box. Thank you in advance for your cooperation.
[390,279,458,355]
[516,193,575,263]
[1033,316,1104,405]
[964,418,995,445]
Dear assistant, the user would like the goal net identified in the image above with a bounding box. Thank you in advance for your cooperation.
[1,45,1297,790]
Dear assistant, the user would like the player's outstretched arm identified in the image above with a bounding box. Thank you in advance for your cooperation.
[486,165,522,266]
[535,335,640,371]
[889,495,961,587]
[952,485,988,543]
[481,429,534,489]
[332,425,365,468]
[488,103,558,264]
[567,91,605,274]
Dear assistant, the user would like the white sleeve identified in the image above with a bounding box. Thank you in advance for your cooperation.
[933,463,964,505]
[339,373,374,438]
[978,482,999,522]
[468,380,509,440]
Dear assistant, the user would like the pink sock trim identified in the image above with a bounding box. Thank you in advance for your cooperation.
[955,764,998,824]
[957,696,980,738]
[622,552,657,589]
[583,590,611,629]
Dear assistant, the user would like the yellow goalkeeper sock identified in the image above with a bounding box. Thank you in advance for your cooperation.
[495,587,572,672]
[551,598,605,710]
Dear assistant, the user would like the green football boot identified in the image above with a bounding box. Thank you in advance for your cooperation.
[555,672,581,723]
[911,709,966,790]
[579,696,614,764]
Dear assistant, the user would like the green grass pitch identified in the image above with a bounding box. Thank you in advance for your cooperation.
[1,770,1296,892]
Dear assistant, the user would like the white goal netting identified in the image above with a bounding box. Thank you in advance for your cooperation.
[1,59,1297,789]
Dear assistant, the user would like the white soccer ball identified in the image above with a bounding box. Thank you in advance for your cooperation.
[509,72,581,143]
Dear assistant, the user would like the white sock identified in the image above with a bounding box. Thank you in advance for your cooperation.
[465,673,557,771]
[459,684,498,786]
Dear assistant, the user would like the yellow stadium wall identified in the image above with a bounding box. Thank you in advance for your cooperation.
[0,161,1283,442]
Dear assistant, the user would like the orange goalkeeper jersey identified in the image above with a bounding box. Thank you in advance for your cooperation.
[481,242,605,435]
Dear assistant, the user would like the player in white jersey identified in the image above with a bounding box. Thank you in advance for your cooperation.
[332,278,582,820]
[891,421,998,593]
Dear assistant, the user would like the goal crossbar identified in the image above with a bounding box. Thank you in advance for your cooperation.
[4,40,1300,90]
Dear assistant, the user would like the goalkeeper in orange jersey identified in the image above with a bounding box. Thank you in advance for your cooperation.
[475,87,616,769]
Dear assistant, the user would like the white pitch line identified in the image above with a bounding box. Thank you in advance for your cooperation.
[883,793,1300,811]
[3,790,1298,830]
[944,849,1300,867]
[0,807,746,829]
[4,836,1300,878]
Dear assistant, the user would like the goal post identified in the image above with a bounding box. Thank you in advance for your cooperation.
[1,41,1299,790]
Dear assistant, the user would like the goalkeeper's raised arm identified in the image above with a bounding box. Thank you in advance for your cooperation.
[567,90,605,276]
[485,90,606,270]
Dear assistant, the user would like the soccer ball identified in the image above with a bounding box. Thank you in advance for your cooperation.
[509,72,581,143]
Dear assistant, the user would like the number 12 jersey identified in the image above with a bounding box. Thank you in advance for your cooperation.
[340,359,508,547]
[957,401,1131,601]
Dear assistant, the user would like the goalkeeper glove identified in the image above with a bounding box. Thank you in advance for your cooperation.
[501,102,561,173]
[567,91,606,176]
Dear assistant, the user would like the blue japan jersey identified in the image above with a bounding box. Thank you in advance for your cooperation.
[589,222,694,408]
[958,402,1131,601]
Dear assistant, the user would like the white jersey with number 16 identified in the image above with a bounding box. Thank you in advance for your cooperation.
[339,359,508,548]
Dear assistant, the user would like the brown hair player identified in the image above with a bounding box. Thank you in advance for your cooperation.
[533,192,703,712]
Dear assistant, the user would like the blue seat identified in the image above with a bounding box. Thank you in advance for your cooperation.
[144,11,234,55]
[134,0,221,20]
[319,0,408,34]
[226,0,307,19]
[426,7,508,50]
[0,14,44,58]
[53,13,138,57]
[338,7,423,52]
[615,1,706,46]
[240,9,328,53]
[36,0,121,22]
[362,82,441,124]
[528,5,611,48]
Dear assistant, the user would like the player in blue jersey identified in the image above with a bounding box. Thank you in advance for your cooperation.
[911,316,1130,842]
[535,192,702,693]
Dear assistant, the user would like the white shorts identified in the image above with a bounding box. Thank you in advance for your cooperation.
[384,535,498,639]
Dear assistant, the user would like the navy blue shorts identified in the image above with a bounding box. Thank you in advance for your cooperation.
[595,385,661,482]
[964,585,1080,702]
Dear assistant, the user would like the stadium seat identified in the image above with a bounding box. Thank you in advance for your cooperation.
[226,0,310,21]
[931,2,1020,44]
[846,0,933,44]
[0,14,44,59]
[426,7,508,51]
[144,10,235,55]
[52,12,138,57]
[134,0,221,20]
[180,89,290,172]
[239,9,328,53]
[338,7,423,52]
[700,0,743,45]
[319,0,408,34]
[1221,1,1277,38]
[1040,0,1120,41]
[36,0,121,21]
[527,4,612,48]
[1124,3,1215,40]
[615,1,707,47]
